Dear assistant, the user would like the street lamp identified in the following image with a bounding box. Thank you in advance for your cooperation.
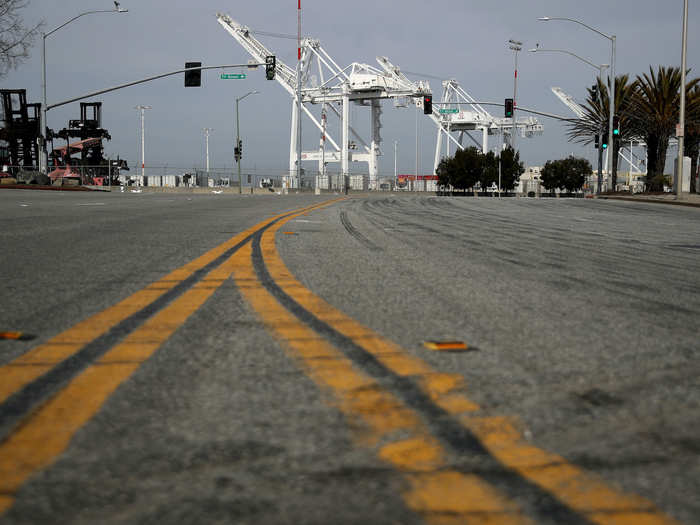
[235,90,259,194]
[40,3,128,174]
[203,128,214,174]
[394,140,398,191]
[676,0,689,198]
[538,16,616,190]
[508,39,522,151]
[530,46,609,194]
[529,46,609,77]
[134,105,151,189]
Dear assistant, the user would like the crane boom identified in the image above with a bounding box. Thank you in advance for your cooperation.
[550,87,586,119]
[216,13,297,97]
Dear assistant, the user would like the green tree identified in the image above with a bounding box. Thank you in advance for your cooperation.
[436,147,483,191]
[566,75,635,191]
[436,146,523,193]
[541,160,563,193]
[0,1,43,79]
[541,156,591,193]
[628,66,699,191]
[499,146,524,190]
[478,150,498,191]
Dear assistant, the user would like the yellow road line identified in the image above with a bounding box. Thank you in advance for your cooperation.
[0,200,339,516]
[261,209,680,525]
[231,241,530,525]
[0,203,333,405]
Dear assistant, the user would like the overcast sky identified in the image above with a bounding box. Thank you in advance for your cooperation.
[3,1,697,177]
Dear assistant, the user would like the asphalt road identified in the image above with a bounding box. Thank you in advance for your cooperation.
[0,190,698,524]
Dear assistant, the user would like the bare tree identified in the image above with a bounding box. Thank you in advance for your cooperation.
[0,0,43,79]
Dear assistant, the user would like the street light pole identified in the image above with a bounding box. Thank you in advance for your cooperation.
[508,40,523,152]
[203,128,213,174]
[529,47,608,77]
[296,0,303,192]
[538,17,615,190]
[40,5,128,175]
[235,91,259,194]
[676,0,689,199]
[415,104,419,191]
[134,105,151,189]
[394,140,398,191]
[530,46,609,194]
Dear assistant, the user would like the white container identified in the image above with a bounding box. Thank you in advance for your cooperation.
[349,175,368,191]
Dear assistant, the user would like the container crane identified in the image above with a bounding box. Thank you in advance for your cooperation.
[374,59,544,172]
[217,13,430,190]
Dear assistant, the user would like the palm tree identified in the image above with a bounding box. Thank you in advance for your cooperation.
[566,75,635,190]
[686,84,700,192]
[628,66,699,191]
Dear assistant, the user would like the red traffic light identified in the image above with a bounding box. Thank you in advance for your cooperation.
[423,95,432,114]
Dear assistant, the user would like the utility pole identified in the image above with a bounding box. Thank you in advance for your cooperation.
[394,140,398,191]
[597,131,604,195]
[415,103,419,191]
[296,0,303,192]
[235,91,258,194]
[135,105,151,189]
[676,0,689,199]
[498,125,503,197]
[317,105,326,195]
[608,35,616,190]
[203,128,213,174]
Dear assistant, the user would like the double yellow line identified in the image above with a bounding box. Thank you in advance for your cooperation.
[232,206,679,525]
[0,197,681,524]
[0,200,338,515]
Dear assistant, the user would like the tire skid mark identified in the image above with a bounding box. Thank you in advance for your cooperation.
[255,205,680,525]
[232,241,532,525]
[339,210,382,251]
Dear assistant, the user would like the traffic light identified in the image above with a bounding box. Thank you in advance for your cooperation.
[591,84,599,103]
[601,134,608,150]
[184,62,202,87]
[266,55,276,80]
[504,98,514,118]
[613,115,620,136]
[594,134,600,149]
[234,139,242,162]
[423,95,432,114]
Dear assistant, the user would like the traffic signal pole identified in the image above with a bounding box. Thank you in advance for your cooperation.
[236,98,242,194]
[46,63,265,111]
[597,130,604,195]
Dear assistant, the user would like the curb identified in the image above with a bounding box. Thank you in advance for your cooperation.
[0,184,98,192]
[598,196,700,208]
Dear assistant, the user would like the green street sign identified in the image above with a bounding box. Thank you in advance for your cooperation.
[220,73,247,79]
[439,108,459,114]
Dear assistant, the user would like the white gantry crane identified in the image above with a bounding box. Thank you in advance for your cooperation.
[370,69,544,173]
[551,86,647,178]
[425,79,543,171]
[217,13,430,190]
